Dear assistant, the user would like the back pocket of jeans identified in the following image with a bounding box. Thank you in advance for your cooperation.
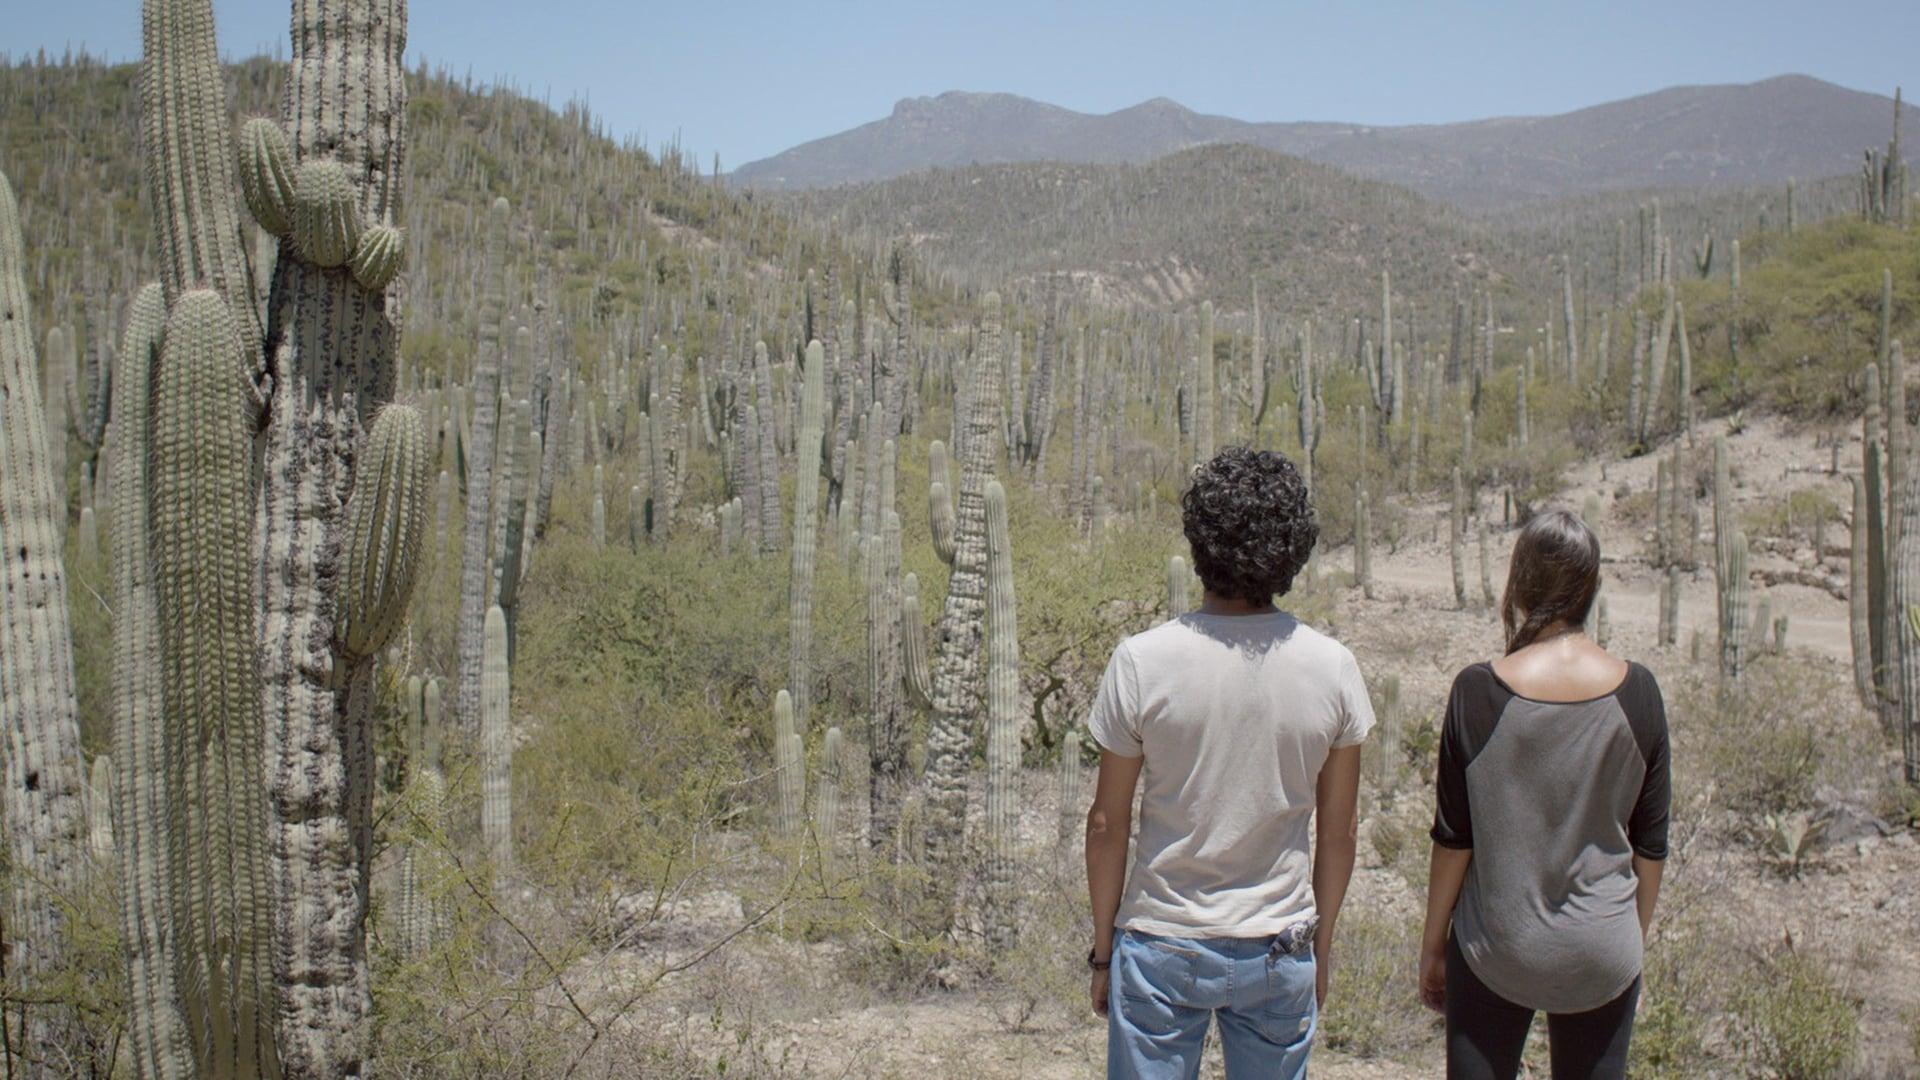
[1259,954,1315,1042]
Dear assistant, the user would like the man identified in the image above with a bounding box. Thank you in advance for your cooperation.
[1085,446,1369,1079]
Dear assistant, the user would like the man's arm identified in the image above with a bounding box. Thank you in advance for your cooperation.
[1311,744,1362,1006]
[1086,749,1143,1015]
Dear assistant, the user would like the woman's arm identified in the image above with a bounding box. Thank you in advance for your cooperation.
[1311,744,1362,1006]
[1086,749,1143,1015]
[1632,854,1664,939]
[1418,844,1473,1011]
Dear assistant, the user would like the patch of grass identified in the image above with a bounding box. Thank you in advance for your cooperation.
[1317,907,1434,1060]
[1729,948,1860,1079]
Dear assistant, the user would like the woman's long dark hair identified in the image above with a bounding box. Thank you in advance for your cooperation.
[1500,509,1602,655]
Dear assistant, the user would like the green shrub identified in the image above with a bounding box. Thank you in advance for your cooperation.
[1729,949,1860,1079]
[1317,908,1434,1060]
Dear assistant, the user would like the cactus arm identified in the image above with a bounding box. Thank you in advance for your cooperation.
[336,404,431,657]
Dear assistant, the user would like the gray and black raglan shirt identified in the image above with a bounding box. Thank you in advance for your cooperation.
[1430,661,1670,1014]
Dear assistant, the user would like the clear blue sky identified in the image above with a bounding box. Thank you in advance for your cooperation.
[12,1,1918,169]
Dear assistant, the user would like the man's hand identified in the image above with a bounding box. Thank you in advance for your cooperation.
[1090,968,1111,1017]
[1417,943,1446,1012]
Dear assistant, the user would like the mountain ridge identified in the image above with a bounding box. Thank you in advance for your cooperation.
[733,74,1905,207]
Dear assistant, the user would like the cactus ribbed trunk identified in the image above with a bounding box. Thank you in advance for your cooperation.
[1168,555,1190,619]
[1056,727,1084,847]
[867,502,907,851]
[1853,474,1879,709]
[0,170,92,1070]
[109,285,193,1079]
[456,197,510,736]
[983,480,1021,947]
[481,605,512,875]
[924,292,1004,909]
[772,690,803,841]
[1451,467,1468,608]
[1195,301,1216,465]
[789,340,828,727]
[815,727,844,876]
[152,291,281,1079]
[249,5,410,1068]
[755,342,782,554]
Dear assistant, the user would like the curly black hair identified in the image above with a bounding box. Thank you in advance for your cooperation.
[1180,447,1318,603]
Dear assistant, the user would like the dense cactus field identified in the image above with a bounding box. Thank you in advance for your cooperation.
[1,4,1919,1077]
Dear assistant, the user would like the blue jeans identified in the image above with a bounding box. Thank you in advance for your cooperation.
[1107,928,1317,1079]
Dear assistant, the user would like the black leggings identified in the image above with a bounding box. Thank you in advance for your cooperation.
[1444,935,1639,1080]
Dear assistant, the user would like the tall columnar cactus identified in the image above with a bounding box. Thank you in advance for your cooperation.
[772,690,804,842]
[1480,521,1497,609]
[928,438,957,566]
[1721,532,1751,681]
[755,341,782,554]
[0,169,91,1063]
[789,341,829,727]
[1248,284,1269,431]
[457,197,511,738]
[814,726,844,876]
[1853,473,1879,708]
[1194,300,1216,464]
[925,292,1005,908]
[1056,727,1084,847]
[481,605,513,876]
[868,505,908,851]
[1370,675,1401,794]
[983,480,1021,947]
[105,283,192,1078]
[1355,488,1374,599]
[901,572,933,708]
[1294,323,1320,492]
[1861,367,1891,705]
[1665,566,1683,647]
[1167,554,1192,619]
[1450,467,1468,608]
[149,289,281,1078]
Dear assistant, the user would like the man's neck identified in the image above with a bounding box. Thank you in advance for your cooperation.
[1199,591,1278,617]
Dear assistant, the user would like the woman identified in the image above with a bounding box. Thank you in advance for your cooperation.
[1418,509,1670,1080]
[1085,447,1371,1080]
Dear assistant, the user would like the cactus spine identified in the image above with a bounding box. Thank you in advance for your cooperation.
[481,605,513,875]
[790,341,828,727]
[983,480,1021,947]
[924,292,1004,908]
[0,169,92,1064]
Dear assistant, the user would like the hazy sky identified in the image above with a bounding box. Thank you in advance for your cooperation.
[13,1,1918,168]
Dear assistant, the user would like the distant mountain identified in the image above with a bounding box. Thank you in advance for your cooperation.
[733,75,1904,207]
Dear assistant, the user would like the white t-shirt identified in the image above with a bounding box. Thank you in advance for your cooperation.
[1087,610,1373,938]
